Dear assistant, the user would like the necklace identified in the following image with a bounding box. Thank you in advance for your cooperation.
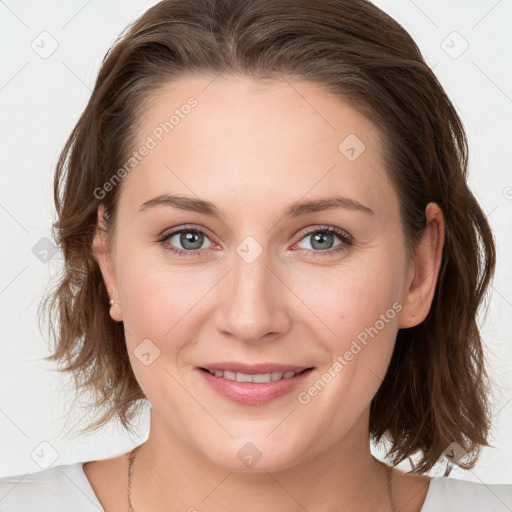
[127,447,138,512]
[127,447,396,512]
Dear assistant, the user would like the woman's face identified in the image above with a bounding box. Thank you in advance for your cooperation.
[95,75,425,471]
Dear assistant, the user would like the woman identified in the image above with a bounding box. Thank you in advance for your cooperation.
[1,0,511,510]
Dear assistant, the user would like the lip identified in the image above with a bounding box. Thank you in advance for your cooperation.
[197,362,312,374]
[196,364,315,406]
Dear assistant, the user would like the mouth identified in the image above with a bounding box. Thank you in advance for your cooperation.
[196,363,316,405]
[199,367,313,383]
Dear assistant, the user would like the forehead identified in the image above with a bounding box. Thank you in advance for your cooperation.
[119,74,397,219]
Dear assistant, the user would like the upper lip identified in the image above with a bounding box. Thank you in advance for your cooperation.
[198,362,314,374]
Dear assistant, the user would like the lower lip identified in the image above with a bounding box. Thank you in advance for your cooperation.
[197,368,314,405]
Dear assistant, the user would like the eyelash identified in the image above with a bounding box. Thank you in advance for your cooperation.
[156,224,353,258]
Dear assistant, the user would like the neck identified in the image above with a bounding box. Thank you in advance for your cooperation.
[129,408,394,512]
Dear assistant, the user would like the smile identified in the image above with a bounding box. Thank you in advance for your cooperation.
[200,368,309,383]
[197,366,315,405]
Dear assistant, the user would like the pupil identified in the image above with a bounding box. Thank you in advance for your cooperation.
[181,230,203,250]
[312,231,333,250]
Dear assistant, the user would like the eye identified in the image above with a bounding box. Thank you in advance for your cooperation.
[157,225,215,256]
[157,224,353,258]
[294,225,352,257]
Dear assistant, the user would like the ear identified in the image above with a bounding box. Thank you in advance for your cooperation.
[92,204,123,322]
[398,202,445,328]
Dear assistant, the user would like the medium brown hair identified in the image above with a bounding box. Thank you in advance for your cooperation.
[41,0,496,473]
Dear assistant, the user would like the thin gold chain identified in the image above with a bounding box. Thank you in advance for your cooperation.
[127,447,138,512]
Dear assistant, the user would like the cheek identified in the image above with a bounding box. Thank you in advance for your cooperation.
[114,247,221,356]
[290,253,404,406]
[115,260,211,402]
[292,254,404,341]
[290,260,403,435]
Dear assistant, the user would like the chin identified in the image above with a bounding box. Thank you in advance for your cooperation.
[194,434,308,473]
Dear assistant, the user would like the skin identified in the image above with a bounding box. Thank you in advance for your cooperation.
[88,74,444,512]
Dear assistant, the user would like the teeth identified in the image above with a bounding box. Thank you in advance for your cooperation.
[206,369,301,382]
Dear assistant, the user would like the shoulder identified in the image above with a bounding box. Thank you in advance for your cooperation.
[422,476,512,511]
[0,463,104,512]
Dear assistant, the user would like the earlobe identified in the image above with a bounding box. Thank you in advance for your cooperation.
[398,203,445,329]
[92,204,123,322]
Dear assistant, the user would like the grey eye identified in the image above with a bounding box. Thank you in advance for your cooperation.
[297,230,343,251]
[167,229,213,251]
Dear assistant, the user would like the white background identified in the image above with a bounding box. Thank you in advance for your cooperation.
[0,0,511,485]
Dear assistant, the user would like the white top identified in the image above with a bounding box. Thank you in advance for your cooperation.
[1,463,512,511]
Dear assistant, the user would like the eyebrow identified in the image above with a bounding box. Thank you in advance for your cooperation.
[138,194,374,217]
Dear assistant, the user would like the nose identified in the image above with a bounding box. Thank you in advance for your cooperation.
[214,246,291,344]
